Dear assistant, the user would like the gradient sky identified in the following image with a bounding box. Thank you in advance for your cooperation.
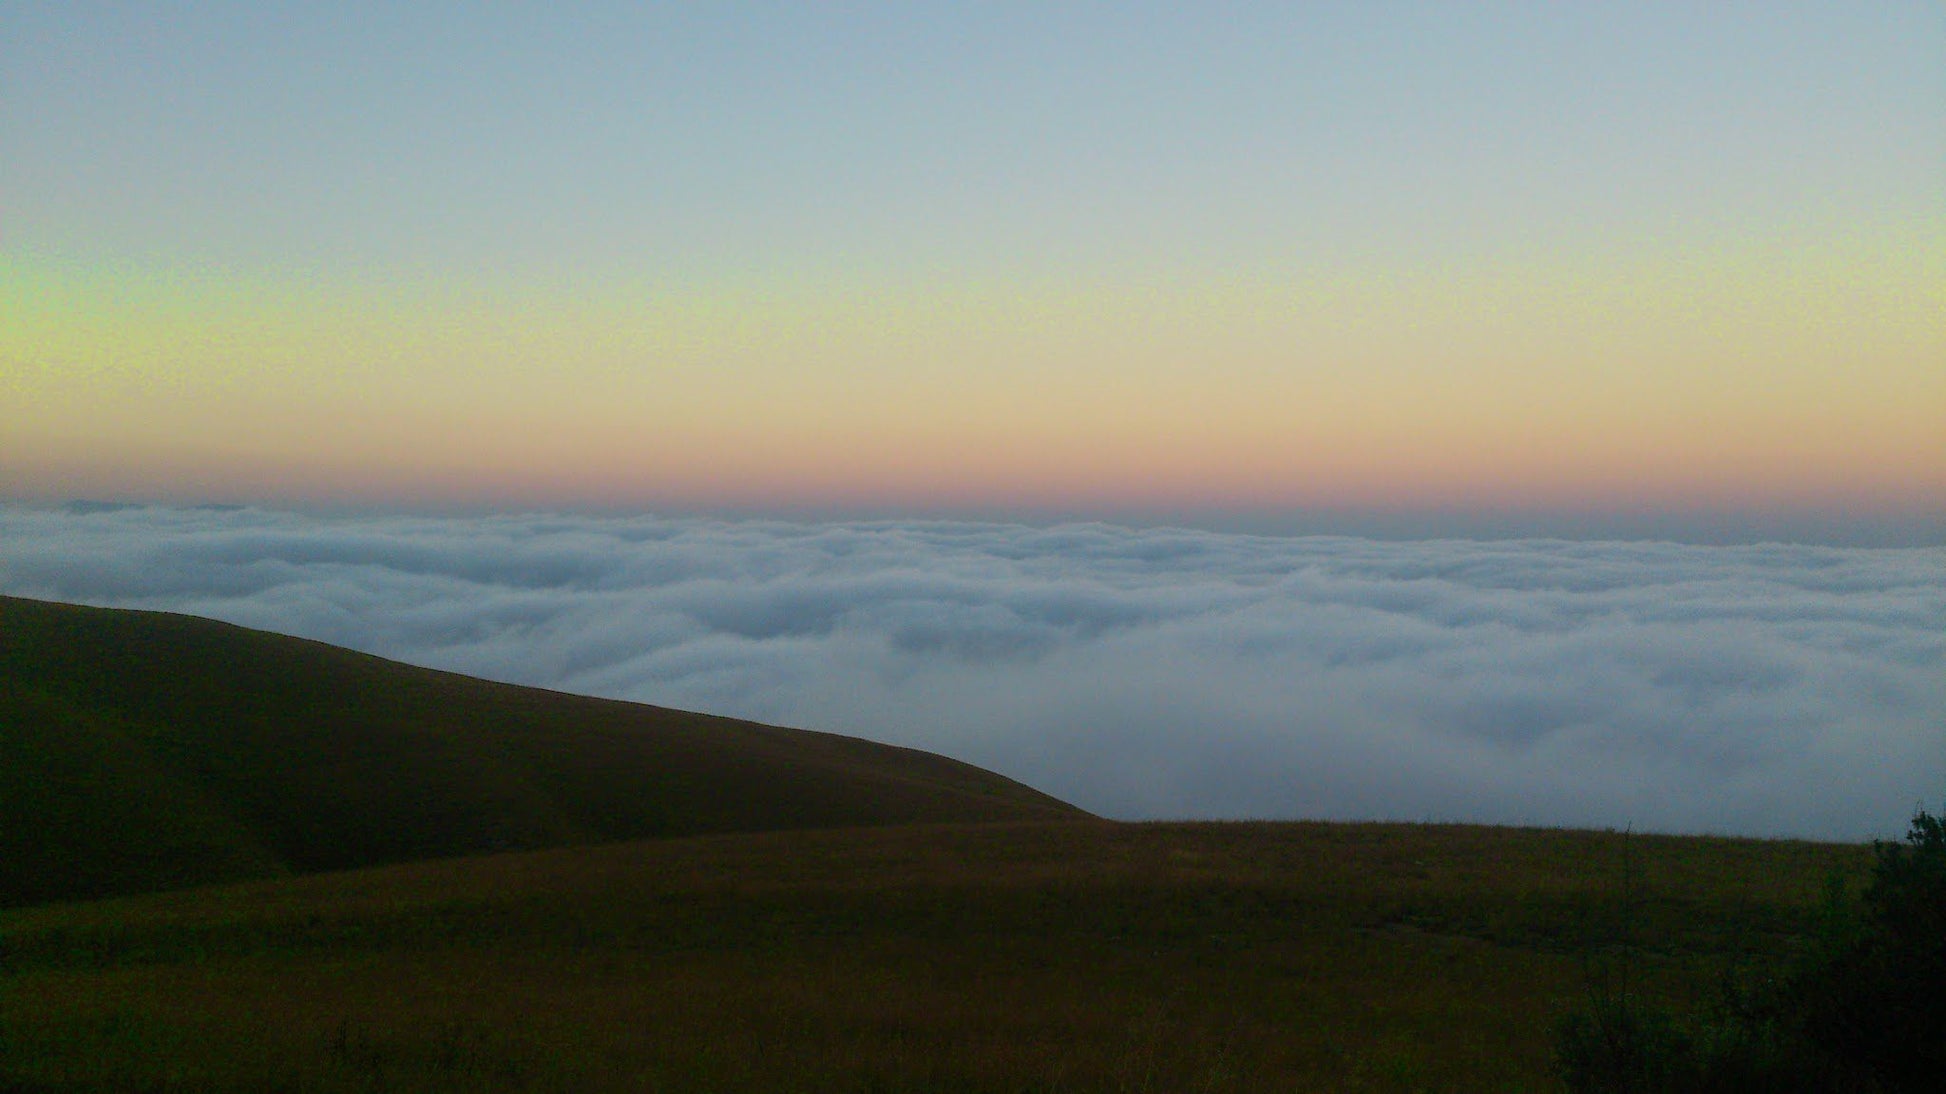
[6,3,1943,542]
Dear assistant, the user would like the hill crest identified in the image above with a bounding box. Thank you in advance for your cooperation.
[0,594,1087,908]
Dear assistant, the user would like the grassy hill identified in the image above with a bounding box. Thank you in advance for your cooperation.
[0,595,1086,908]
[0,593,1876,1089]
[0,820,1867,1091]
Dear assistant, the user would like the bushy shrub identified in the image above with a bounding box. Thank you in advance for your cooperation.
[1794,806,1946,1091]
[1556,803,1944,1094]
[1553,995,1697,1093]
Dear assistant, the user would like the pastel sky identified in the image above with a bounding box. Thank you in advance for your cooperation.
[6,3,1943,542]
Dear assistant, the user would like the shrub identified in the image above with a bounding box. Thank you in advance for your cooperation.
[1553,995,1697,1093]
[1794,806,1946,1091]
[1556,803,1944,1094]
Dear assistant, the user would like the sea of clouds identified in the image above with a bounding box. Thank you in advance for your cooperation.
[3,504,1940,841]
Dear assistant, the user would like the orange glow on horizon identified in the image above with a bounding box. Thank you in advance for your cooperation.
[5,224,1943,526]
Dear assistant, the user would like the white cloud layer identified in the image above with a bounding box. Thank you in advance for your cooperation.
[4,504,1940,841]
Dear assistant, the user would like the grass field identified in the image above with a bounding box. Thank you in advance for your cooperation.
[0,819,1868,1092]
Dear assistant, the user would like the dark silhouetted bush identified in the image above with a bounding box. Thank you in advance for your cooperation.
[1557,802,1944,1093]
[1794,805,1945,1091]
[1553,994,1697,1093]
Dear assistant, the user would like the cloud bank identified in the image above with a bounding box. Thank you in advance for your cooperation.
[4,504,1940,840]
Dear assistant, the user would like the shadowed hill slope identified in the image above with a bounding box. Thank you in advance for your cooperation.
[0,594,1087,908]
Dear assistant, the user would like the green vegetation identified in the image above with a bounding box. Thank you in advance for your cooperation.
[1554,804,1945,1093]
[1,820,1865,1091]
[0,594,1085,907]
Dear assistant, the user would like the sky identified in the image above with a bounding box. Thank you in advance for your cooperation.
[4,504,1940,841]
[4,7,1942,838]
[4,3,1943,541]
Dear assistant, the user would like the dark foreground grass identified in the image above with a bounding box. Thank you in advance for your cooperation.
[0,820,1866,1092]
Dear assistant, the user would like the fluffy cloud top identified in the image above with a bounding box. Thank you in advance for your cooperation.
[4,505,1940,840]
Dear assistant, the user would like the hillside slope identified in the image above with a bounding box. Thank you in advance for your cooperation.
[0,595,1086,907]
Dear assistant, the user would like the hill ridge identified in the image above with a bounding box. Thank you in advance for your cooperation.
[0,594,1087,908]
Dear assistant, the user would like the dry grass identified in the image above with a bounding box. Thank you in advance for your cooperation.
[0,820,1867,1091]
